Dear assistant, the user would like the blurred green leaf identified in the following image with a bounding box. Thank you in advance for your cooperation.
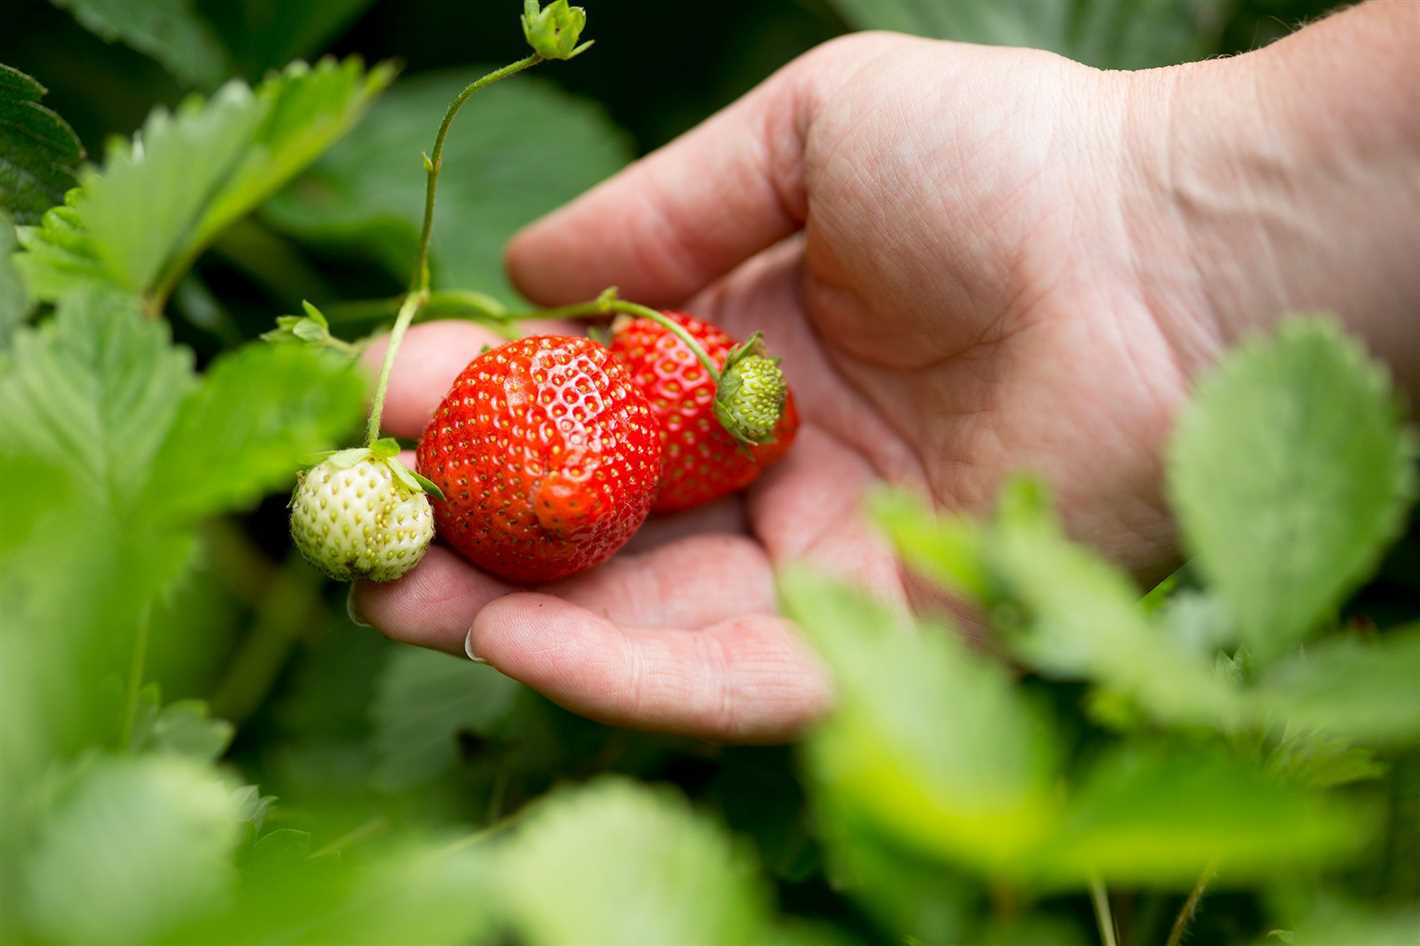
[1273,902,1420,946]
[16,58,392,309]
[264,69,633,303]
[148,342,366,521]
[972,917,1090,946]
[0,290,193,515]
[783,569,1060,872]
[499,778,768,946]
[1169,319,1414,663]
[816,800,979,945]
[133,699,235,763]
[23,755,242,946]
[871,488,988,599]
[827,0,1221,68]
[1259,627,1420,746]
[164,836,492,946]
[0,63,82,225]
[370,648,519,790]
[986,479,1245,727]
[0,210,28,347]
[200,0,379,78]
[1039,745,1372,886]
[48,0,228,88]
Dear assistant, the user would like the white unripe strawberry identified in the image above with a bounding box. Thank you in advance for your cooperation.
[289,441,440,582]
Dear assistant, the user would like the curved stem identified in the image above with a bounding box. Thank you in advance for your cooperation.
[513,297,723,380]
[365,54,544,446]
[1164,863,1217,946]
[412,54,542,293]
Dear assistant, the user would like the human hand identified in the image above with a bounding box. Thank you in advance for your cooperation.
[354,8,1420,742]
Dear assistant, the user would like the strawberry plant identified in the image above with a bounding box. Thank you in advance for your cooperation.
[3,2,1420,946]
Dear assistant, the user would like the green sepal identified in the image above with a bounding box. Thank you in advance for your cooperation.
[522,0,592,61]
[325,447,371,469]
[384,454,445,501]
[261,301,352,355]
[369,437,401,460]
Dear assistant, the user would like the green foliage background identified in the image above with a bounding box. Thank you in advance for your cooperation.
[5,2,1420,945]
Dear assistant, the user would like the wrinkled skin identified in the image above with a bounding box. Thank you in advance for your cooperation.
[355,7,1420,742]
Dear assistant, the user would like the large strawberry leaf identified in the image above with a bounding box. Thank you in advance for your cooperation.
[0,63,83,225]
[15,57,393,310]
[148,343,366,522]
[499,778,769,946]
[370,648,519,790]
[826,0,1221,69]
[1168,319,1415,664]
[782,569,1061,875]
[1259,627,1420,746]
[1036,745,1371,887]
[263,69,631,305]
[47,0,228,88]
[22,756,242,946]
[0,290,194,513]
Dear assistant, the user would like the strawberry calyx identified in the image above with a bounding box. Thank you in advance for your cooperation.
[313,438,445,502]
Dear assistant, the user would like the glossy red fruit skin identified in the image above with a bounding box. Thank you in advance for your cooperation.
[609,312,798,515]
[416,335,662,584]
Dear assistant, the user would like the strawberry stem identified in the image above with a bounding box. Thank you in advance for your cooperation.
[365,50,567,447]
[513,294,725,382]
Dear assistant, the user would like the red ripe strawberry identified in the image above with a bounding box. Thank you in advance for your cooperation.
[416,335,662,583]
[609,311,798,514]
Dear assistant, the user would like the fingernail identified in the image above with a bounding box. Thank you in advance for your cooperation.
[464,629,486,663]
[346,585,372,628]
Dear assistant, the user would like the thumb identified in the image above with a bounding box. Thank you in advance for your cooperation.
[504,47,825,307]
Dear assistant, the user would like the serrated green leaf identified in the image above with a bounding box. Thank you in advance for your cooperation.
[500,778,769,946]
[0,63,83,225]
[264,69,632,303]
[148,342,366,521]
[16,59,392,309]
[0,210,28,347]
[48,0,229,88]
[1038,745,1372,887]
[370,649,519,790]
[1259,627,1420,745]
[1168,319,1414,663]
[0,290,194,514]
[23,755,242,946]
[827,0,1220,69]
[782,569,1060,872]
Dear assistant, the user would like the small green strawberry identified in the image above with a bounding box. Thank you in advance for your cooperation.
[289,438,442,582]
[713,333,789,446]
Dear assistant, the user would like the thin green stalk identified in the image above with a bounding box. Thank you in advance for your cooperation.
[412,54,541,293]
[364,54,544,446]
[1164,863,1217,946]
[1090,877,1119,946]
[513,297,724,380]
[366,289,426,445]
[120,605,152,749]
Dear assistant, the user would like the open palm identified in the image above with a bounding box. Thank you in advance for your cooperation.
[354,34,1217,741]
